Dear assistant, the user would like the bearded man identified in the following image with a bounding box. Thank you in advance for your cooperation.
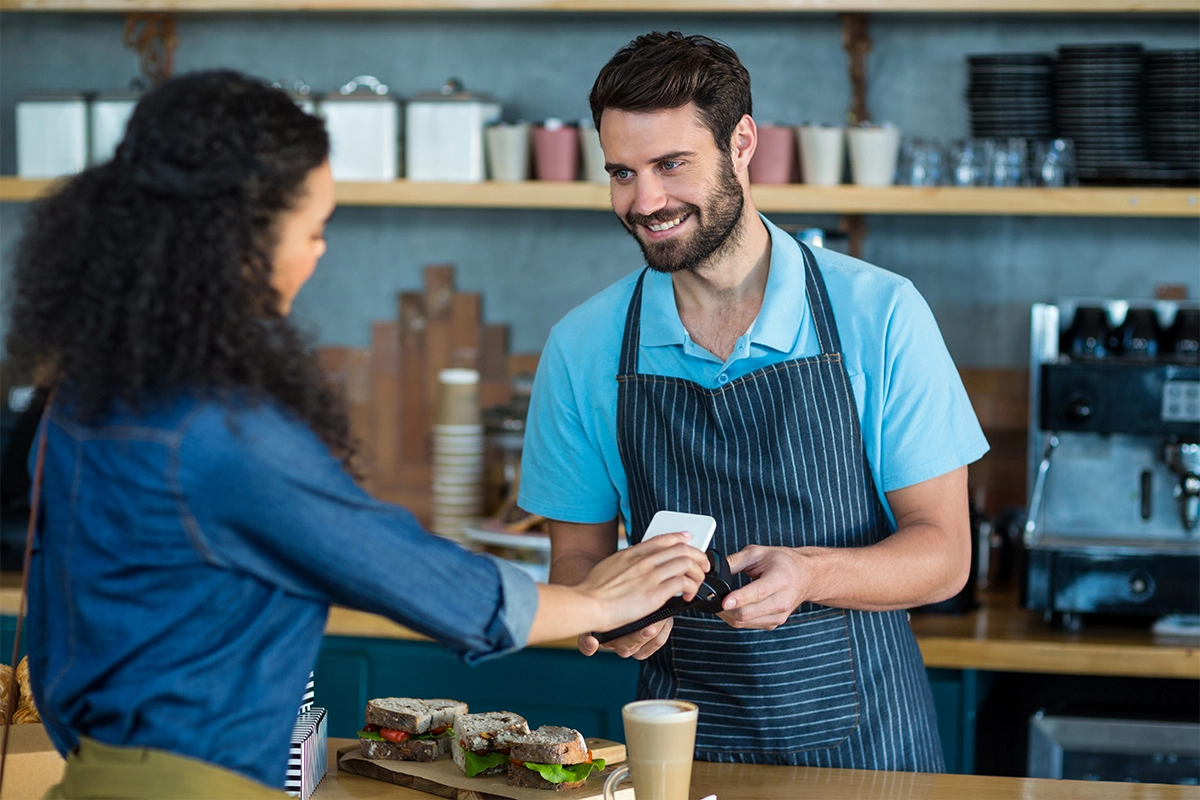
[518,31,989,772]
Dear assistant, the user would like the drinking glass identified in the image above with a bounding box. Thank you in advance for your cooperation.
[899,138,944,186]
[1031,138,1077,187]
[989,138,1028,188]
[949,138,994,187]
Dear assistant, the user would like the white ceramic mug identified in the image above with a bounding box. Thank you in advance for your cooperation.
[847,123,902,187]
[579,124,609,183]
[485,122,530,182]
[603,700,698,800]
[796,124,845,186]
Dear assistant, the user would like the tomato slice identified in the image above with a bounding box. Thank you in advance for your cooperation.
[380,728,411,743]
[361,723,381,732]
[429,724,449,736]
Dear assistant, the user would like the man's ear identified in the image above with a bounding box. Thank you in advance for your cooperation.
[730,114,757,175]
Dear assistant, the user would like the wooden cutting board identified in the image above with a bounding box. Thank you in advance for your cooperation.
[338,738,630,800]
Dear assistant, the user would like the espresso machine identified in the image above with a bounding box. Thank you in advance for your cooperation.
[1023,298,1200,626]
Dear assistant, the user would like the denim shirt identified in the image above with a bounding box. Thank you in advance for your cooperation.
[25,392,538,788]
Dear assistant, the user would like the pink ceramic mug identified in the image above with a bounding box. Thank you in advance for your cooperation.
[533,119,580,181]
[749,124,796,184]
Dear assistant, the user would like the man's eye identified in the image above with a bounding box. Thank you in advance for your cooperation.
[612,169,632,181]
[661,161,682,171]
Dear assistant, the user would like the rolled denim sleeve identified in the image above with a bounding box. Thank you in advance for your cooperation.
[481,555,538,652]
[176,402,538,663]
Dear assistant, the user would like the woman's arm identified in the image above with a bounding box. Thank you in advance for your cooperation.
[529,532,707,643]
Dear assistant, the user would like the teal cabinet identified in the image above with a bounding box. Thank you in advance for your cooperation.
[314,635,640,743]
[314,633,976,772]
[0,616,974,769]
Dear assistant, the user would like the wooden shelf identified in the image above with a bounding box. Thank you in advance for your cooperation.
[0,0,1195,11]
[4,176,1197,217]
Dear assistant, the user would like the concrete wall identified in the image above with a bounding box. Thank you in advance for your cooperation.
[2,11,1198,366]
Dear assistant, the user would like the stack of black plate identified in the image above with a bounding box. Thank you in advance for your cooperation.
[1054,43,1156,183]
[966,53,1055,139]
[1144,49,1200,172]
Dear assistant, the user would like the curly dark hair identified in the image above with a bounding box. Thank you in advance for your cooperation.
[590,31,752,152]
[5,70,356,469]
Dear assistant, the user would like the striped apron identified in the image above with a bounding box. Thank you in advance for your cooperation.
[615,243,944,772]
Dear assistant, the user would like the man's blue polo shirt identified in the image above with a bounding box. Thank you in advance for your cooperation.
[519,215,989,530]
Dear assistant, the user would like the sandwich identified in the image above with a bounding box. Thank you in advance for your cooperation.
[507,725,606,791]
[357,697,466,762]
[451,711,530,777]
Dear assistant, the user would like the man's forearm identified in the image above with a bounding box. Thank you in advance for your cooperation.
[548,518,620,587]
[797,521,970,612]
[549,552,604,587]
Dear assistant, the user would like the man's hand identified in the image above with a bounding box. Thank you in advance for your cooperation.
[577,618,674,659]
[718,545,808,630]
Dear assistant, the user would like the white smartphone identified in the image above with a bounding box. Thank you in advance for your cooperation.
[641,510,716,552]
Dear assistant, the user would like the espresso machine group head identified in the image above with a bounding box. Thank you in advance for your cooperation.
[1023,299,1200,625]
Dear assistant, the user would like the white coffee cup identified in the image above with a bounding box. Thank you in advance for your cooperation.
[797,124,845,186]
[603,700,698,800]
[847,123,902,187]
[579,124,609,184]
[485,122,531,182]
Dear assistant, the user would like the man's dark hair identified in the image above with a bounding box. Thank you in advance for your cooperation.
[5,70,356,469]
[589,31,752,152]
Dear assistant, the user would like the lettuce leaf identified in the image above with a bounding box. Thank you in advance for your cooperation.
[521,758,606,783]
[413,726,456,741]
[356,726,455,742]
[462,749,511,777]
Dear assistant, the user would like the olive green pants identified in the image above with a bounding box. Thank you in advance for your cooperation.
[43,736,290,799]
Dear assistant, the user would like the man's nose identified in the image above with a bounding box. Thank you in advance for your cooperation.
[633,175,668,218]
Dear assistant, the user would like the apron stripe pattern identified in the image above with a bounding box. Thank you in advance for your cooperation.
[615,244,943,772]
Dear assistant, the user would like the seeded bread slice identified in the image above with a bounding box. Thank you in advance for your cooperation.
[358,736,449,763]
[507,726,589,765]
[364,697,467,734]
[506,763,586,791]
[451,711,530,775]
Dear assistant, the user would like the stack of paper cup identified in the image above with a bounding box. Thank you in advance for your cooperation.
[431,369,484,540]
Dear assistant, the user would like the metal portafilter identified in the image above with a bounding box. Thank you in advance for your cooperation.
[1163,441,1200,532]
[1065,306,1110,360]
[1167,308,1200,361]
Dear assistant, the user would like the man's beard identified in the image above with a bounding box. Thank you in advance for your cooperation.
[620,157,746,275]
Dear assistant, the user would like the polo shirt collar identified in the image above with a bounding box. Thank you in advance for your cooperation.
[639,214,807,354]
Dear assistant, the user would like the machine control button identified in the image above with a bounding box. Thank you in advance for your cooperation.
[1162,381,1200,423]
[1066,394,1093,421]
[1127,571,1154,599]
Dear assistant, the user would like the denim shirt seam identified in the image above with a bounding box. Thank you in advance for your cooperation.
[43,422,83,705]
[49,410,183,445]
[167,406,226,568]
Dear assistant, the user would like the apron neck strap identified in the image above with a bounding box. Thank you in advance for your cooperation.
[619,241,843,378]
[798,241,843,357]
[618,269,649,376]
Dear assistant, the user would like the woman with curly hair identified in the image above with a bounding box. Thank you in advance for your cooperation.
[5,70,707,798]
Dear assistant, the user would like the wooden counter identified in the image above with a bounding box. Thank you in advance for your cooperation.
[314,739,1200,800]
[320,588,1199,680]
[3,577,1195,680]
[909,590,1200,680]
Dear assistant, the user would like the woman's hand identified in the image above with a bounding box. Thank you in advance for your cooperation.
[529,533,707,645]
[577,533,708,632]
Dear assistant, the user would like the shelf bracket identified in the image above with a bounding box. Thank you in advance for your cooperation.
[123,14,178,86]
[839,214,867,260]
[841,13,871,126]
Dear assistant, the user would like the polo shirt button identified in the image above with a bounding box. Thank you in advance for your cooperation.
[718,374,729,384]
